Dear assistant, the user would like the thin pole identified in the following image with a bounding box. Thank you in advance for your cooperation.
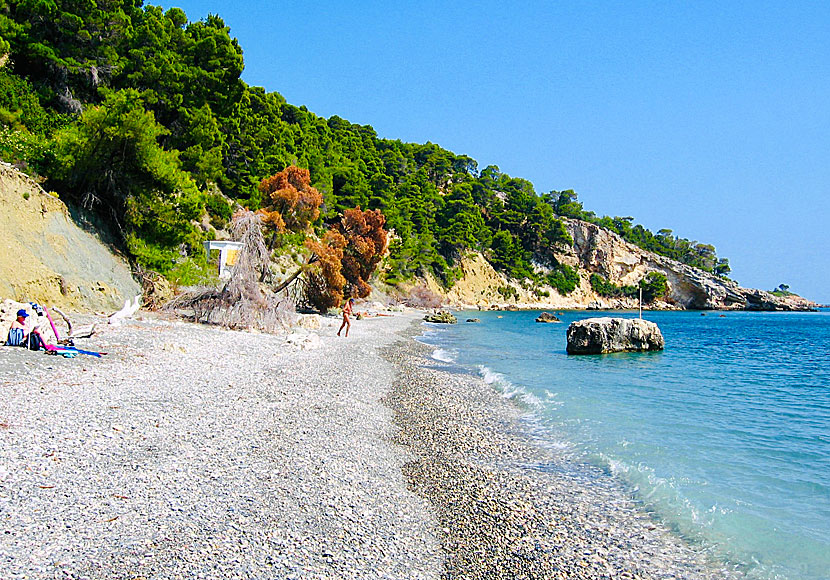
[639,286,643,319]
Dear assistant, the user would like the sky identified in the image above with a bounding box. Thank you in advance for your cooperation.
[166,0,830,302]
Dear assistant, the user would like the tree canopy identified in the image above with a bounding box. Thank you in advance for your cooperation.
[0,0,730,288]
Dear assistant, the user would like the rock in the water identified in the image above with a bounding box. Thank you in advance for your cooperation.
[424,311,457,324]
[535,312,560,323]
[466,318,481,323]
[566,317,664,354]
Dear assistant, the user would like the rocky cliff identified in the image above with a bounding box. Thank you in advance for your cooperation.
[432,217,815,311]
[559,218,815,311]
[0,163,141,311]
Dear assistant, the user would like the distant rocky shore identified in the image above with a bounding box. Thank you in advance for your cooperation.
[422,219,817,313]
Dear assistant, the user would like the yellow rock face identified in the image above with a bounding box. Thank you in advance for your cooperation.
[0,164,141,311]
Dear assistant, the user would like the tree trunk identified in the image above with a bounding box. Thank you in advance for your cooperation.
[272,254,319,294]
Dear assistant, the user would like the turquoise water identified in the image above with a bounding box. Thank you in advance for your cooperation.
[419,310,830,580]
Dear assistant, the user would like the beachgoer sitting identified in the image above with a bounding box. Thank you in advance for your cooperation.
[337,298,355,337]
[5,309,45,350]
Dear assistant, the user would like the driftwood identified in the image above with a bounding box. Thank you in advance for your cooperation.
[52,307,96,340]
[164,211,296,333]
[108,295,141,325]
[52,307,73,334]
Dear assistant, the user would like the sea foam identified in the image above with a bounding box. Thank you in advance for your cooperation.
[431,348,457,363]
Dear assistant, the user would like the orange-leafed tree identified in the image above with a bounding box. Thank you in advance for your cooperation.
[304,230,348,311]
[258,165,322,238]
[338,208,388,299]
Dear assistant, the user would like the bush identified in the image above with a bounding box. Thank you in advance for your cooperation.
[590,273,637,298]
[204,191,233,230]
[497,285,519,301]
[404,284,444,308]
[0,127,54,175]
[546,264,579,295]
[590,272,668,302]
[640,272,668,302]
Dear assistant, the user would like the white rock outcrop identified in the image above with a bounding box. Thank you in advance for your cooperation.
[566,317,665,355]
[430,218,816,311]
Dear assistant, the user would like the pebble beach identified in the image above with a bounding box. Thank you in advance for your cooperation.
[0,311,741,579]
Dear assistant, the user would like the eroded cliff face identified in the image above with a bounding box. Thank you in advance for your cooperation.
[0,163,141,311]
[560,219,815,310]
[433,217,815,311]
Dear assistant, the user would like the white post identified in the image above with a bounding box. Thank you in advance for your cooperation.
[639,286,643,319]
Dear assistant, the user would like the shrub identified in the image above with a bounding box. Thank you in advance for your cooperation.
[640,272,668,302]
[204,190,233,230]
[546,264,579,295]
[497,285,519,301]
[590,273,637,298]
[404,284,444,309]
[591,272,668,302]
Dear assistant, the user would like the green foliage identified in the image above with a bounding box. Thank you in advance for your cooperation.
[0,69,66,134]
[0,0,729,289]
[545,263,579,295]
[50,89,204,274]
[590,272,668,303]
[204,190,233,229]
[714,258,731,277]
[0,126,53,173]
[590,274,638,298]
[497,285,519,301]
[640,272,668,302]
[489,230,534,280]
[545,190,727,273]
[770,283,794,297]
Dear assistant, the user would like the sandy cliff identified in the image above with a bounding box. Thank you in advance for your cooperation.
[0,163,140,310]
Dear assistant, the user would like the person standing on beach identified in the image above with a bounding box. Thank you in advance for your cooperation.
[338,298,355,337]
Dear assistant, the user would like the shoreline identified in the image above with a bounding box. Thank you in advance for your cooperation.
[1,311,743,578]
[0,311,441,579]
[385,321,744,579]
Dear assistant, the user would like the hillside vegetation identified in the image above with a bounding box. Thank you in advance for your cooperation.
[0,0,730,300]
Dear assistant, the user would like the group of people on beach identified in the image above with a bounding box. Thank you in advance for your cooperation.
[4,305,103,358]
[8,297,363,346]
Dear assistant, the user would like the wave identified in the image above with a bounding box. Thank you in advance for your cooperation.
[431,348,457,363]
[477,364,543,411]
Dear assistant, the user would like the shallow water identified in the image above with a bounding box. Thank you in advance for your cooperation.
[418,310,830,580]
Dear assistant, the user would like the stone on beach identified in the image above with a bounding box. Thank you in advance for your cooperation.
[567,317,665,354]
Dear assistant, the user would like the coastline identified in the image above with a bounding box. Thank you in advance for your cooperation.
[384,321,744,579]
[1,311,742,578]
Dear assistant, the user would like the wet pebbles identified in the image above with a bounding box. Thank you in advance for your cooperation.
[383,333,744,579]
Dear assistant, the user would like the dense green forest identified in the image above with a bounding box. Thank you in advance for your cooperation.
[0,0,730,292]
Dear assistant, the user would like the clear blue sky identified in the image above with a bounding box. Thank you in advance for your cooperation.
[167,1,830,302]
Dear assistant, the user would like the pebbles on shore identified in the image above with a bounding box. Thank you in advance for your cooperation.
[2,312,744,579]
[0,312,440,579]
[383,333,744,579]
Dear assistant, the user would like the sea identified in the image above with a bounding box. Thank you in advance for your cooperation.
[418,309,830,580]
